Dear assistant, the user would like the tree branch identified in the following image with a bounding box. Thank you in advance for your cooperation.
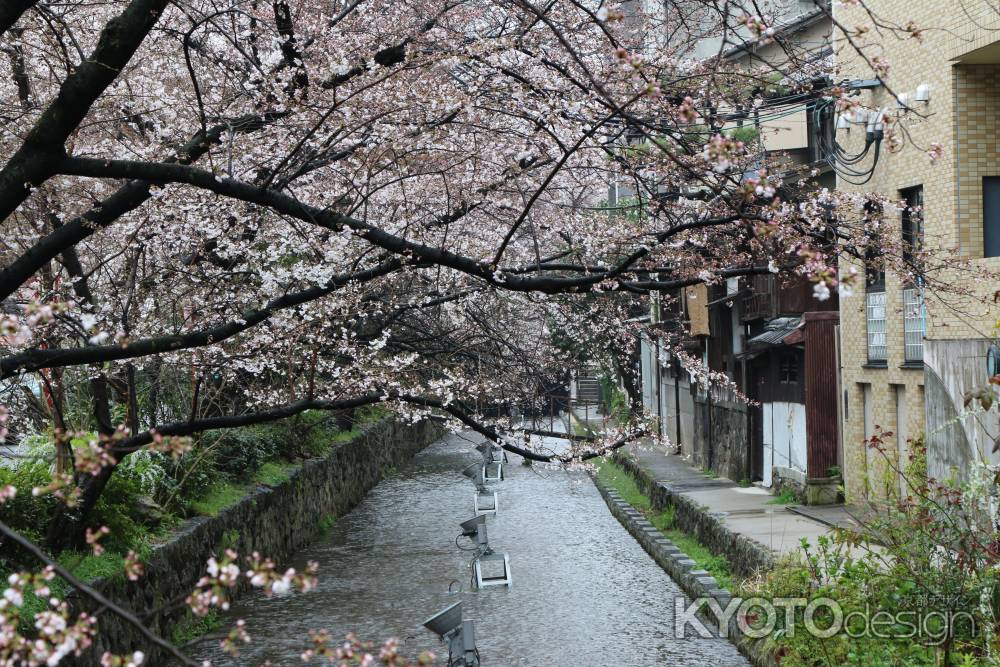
[0,259,403,378]
[0,111,284,301]
[57,156,752,294]
[0,520,199,666]
[0,0,170,224]
[0,0,37,37]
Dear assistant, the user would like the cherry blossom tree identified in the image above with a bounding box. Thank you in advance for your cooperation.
[0,0,992,662]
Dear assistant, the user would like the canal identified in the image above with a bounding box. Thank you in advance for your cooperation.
[188,431,748,666]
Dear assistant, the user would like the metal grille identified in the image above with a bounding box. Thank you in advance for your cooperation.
[866,290,887,361]
[902,287,926,362]
[742,274,775,321]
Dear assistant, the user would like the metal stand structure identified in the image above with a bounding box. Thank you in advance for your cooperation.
[474,489,498,515]
[424,435,520,663]
[482,460,503,483]
[473,550,513,588]
[423,602,480,667]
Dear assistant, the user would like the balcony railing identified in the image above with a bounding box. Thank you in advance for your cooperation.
[902,287,927,363]
[866,290,887,362]
[742,275,775,321]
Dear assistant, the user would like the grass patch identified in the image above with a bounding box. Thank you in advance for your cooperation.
[172,608,221,646]
[571,418,595,438]
[3,549,132,631]
[316,514,337,537]
[663,529,732,590]
[768,488,798,505]
[595,458,650,511]
[254,460,296,485]
[58,550,126,583]
[596,458,733,590]
[331,428,361,443]
[190,481,249,516]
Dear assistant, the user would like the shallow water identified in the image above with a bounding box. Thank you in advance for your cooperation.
[187,431,748,666]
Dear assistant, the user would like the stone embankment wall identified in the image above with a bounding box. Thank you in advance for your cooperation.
[613,453,775,579]
[72,418,444,664]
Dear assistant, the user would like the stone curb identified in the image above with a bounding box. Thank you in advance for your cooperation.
[591,473,774,667]
[613,454,777,579]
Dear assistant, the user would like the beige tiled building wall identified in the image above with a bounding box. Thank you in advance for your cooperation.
[835,1,1000,500]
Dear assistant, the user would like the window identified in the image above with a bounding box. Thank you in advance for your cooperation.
[866,291,887,362]
[900,185,924,277]
[984,177,1000,258]
[902,286,926,363]
[779,354,799,383]
[899,185,927,363]
[863,200,885,289]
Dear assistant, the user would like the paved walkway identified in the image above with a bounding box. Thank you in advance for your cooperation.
[624,442,858,557]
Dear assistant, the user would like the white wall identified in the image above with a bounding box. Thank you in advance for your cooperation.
[762,401,807,487]
[925,339,1000,482]
[640,335,655,412]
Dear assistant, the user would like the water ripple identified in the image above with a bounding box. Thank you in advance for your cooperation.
[188,432,748,666]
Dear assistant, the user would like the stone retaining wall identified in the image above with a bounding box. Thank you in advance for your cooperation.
[613,453,775,580]
[72,418,445,664]
[692,396,749,484]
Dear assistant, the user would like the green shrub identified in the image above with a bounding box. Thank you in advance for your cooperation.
[599,375,631,422]
[0,461,57,547]
[165,446,221,509]
[768,487,798,504]
[117,450,177,506]
[92,467,152,553]
[316,514,337,537]
[727,125,760,145]
[744,434,999,666]
[266,411,338,459]
[207,428,276,480]
[172,608,220,645]
[17,431,58,465]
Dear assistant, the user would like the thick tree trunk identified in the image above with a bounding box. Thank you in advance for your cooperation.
[615,336,642,412]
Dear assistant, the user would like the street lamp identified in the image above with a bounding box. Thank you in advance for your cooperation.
[459,514,486,537]
[422,602,480,667]
[462,462,485,486]
[457,517,512,588]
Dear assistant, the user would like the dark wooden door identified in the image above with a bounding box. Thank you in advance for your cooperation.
[749,359,765,481]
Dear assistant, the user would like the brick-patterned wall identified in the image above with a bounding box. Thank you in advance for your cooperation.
[955,65,1000,257]
[834,0,1000,499]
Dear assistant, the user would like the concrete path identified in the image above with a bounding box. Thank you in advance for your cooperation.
[624,442,857,557]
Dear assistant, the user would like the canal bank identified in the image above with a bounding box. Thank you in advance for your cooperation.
[71,418,445,665]
[592,458,773,666]
[187,430,749,666]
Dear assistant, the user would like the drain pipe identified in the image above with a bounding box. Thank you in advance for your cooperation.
[673,357,682,451]
[654,336,663,440]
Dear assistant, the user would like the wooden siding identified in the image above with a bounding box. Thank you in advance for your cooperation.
[804,311,840,479]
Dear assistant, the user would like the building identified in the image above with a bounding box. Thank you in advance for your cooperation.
[637,2,843,502]
[833,1,1000,500]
